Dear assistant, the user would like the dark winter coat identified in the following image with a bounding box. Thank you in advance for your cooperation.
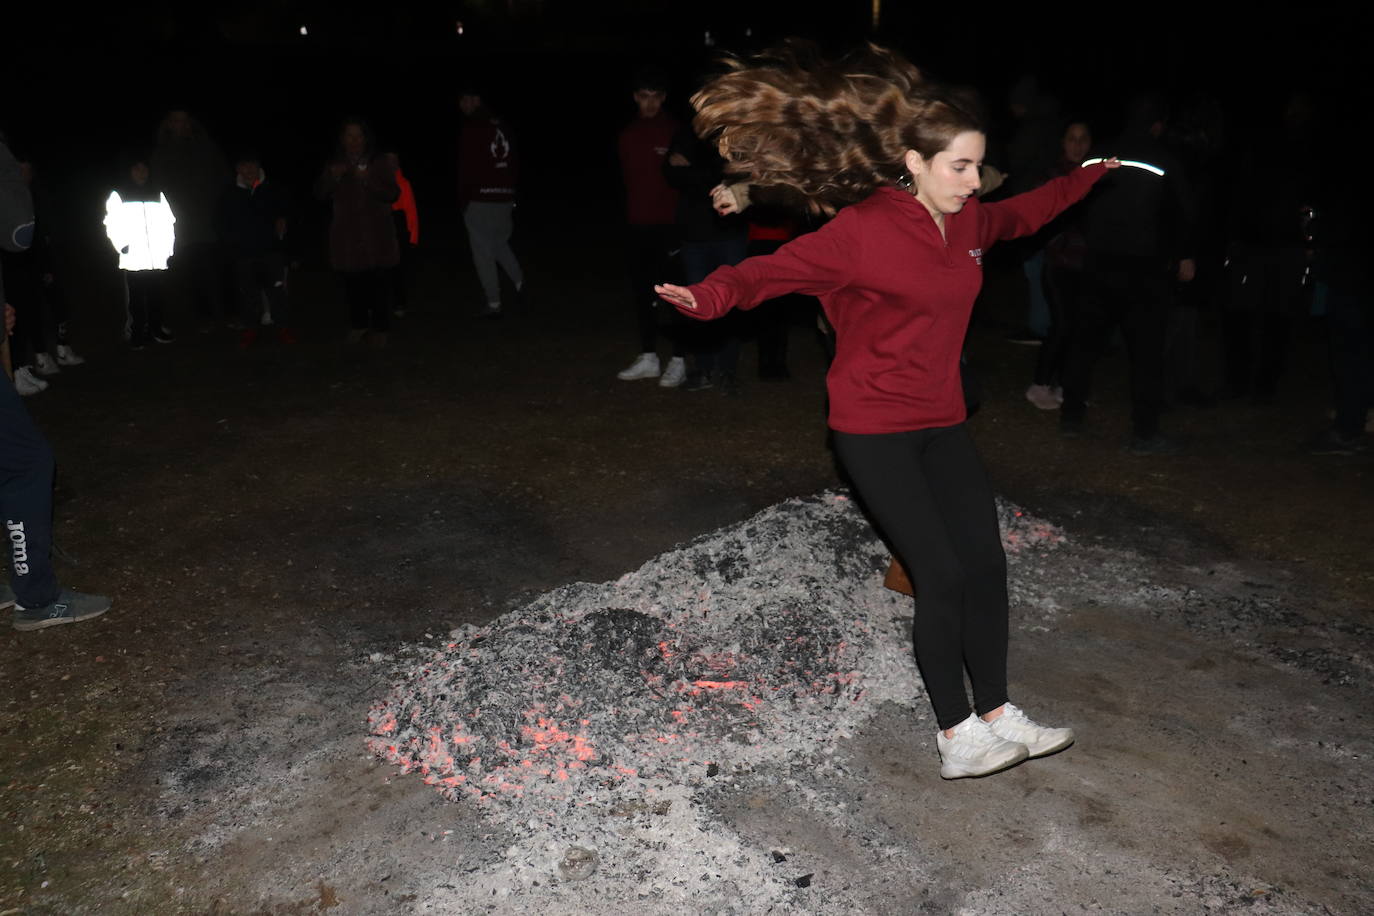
[663,128,745,245]
[218,171,289,258]
[152,125,229,246]
[315,156,400,272]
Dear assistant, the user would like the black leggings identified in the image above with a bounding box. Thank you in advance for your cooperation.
[833,423,1009,730]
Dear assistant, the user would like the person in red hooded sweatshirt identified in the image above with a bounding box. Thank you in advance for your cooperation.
[656,42,1119,781]
[615,67,687,387]
[457,88,523,319]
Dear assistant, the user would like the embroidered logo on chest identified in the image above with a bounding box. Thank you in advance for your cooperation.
[968,248,983,266]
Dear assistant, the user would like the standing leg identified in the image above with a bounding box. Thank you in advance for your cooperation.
[126,271,150,346]
[342,271,369,333]
[1059,269,1119,433]
[832,429,974,731]
[463,203,503,311]
[235,257,261,330]
[0,379,59,610]
[486,202,523,293]
[366,268,389,333]
[918,425,1009,718]
[1122,269,1170,441]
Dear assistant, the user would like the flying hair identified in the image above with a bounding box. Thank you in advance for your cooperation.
[691,40,982,215]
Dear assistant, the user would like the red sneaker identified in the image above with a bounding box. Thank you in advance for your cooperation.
[277,327,298,345]
[239,329,258,349]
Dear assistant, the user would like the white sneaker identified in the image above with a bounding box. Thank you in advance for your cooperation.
[33,353,61,376]
[13,366,49,396]
[985,703,1074,758]
[937,712,1029,779]
[617,352,660,381]
[658,356,687,388]
[55,345,85,366]
[1025,383,1059,411]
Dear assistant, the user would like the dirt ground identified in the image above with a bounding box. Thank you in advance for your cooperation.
[1,215,1370,914]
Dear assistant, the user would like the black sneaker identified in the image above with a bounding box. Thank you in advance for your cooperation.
[13,589,112,632]
[1125,434,1183,456]
[0,583,14,611]
[683,370,714,392]
[1307,429,1367,456]
[1005,326,1046,346]
[152,327,176,344]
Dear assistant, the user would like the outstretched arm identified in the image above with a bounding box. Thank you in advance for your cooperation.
[979,159,1119,246]
[657,206,858,320]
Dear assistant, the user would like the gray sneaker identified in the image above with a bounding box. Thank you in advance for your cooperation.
[13,589,112,632]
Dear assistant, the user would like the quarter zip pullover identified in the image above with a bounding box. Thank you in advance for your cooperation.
[683,163,1107,433]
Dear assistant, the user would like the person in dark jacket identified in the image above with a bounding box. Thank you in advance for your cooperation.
[458,89,523,318]
[314,118,400,345]
[1220,92,1318,404]
[664,124,748,393]
[220,151,293,347]
[153,109,229,331]
[1059,92,1197,453]
[1306,126,1373,454]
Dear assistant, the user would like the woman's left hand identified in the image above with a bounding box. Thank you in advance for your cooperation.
[1101,157,1122,169]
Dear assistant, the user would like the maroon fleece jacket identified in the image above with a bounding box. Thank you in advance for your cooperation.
[618,112,679,226]
[683,163,1107,434]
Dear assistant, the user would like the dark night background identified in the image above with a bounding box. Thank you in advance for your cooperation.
[0,1,1363,264]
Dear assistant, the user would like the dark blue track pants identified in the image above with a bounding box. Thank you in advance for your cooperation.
[1,376,58,608]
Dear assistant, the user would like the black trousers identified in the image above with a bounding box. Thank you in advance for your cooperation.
[169,241,225,322]
[233,253,289,329]
[1032,264,1082,388]
[626,224,683,356]
[341,268,389,332]
[1,377,59,608]
[124,270,166,345]
[1060,256,1170,438]
[833,424,1009,730]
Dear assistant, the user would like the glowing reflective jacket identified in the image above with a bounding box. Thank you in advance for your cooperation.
[104,188,176,271]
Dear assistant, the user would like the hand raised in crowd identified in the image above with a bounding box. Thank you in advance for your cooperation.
[654,283,697,311]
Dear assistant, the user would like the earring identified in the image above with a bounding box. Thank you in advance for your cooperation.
[896,173,913,190]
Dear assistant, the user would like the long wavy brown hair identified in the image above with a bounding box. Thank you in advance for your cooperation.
[691,41,982,214]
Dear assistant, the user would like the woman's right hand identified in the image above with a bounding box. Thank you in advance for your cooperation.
[329,161,348,180]
[654,283,697,312]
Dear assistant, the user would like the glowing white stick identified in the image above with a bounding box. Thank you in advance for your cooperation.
[1082,157,1166,177]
